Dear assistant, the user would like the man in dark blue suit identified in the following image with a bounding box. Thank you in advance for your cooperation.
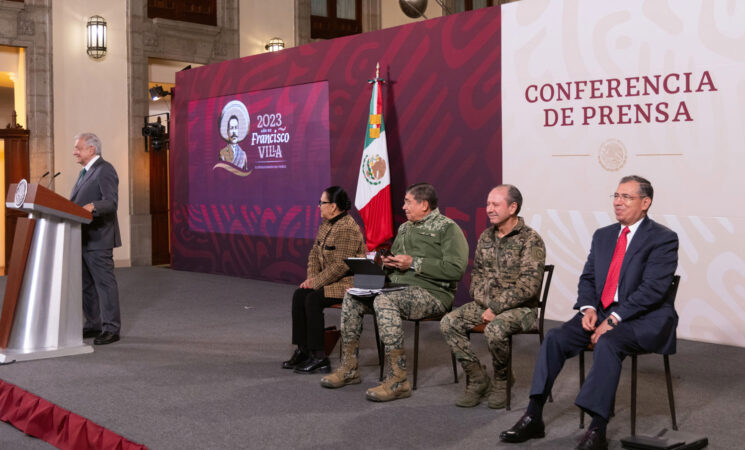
[71,133,122,345]
[500,175,679,450]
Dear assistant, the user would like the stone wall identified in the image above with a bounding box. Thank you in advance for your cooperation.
[0,0,52,181]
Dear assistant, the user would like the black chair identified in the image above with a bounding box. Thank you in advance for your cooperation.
[466,264,554,410]
[400,314,459,390]
[579,275,680,436]
[331,302,458,388]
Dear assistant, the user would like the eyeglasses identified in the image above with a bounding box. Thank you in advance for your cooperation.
[610,193,646,202]
[318,200,332,207]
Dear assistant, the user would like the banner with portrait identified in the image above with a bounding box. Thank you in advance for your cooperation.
[184,81,331,237]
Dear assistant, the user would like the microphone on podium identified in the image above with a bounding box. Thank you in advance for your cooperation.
[47,171,62,189]
[38,171,50,183]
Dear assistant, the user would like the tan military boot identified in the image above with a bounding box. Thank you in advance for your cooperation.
[365,348,412,402]
[456,361,491,407]
[488,371,515,409]
[320,339,361,388]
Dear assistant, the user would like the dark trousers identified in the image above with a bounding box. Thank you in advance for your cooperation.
[291,288,340,351]
[529,312,643,421]
[82,248,121,334]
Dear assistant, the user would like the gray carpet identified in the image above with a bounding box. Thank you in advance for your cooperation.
[0,266,740,449]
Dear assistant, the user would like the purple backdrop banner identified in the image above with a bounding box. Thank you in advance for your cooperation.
[171,7,502,303]
[186,82,330,237]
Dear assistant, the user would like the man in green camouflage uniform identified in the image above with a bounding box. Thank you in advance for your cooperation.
[441,185,546,408]
[321,183,469,402]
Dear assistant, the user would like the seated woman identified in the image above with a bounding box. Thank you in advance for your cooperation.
[283,186,367,374]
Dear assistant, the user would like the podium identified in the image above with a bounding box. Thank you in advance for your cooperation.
[0,180,94,362]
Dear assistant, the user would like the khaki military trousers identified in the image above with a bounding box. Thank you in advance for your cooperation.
[441,302,536,378]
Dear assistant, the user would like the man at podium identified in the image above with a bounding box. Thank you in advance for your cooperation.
[70,133,122,345]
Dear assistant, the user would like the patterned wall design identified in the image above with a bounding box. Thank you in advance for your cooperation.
[503,0,745,347]
[170,7,502,303]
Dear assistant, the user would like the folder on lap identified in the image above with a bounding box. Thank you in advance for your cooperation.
[343,258,406,294]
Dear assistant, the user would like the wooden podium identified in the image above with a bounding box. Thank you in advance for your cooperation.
[0,180,94,362]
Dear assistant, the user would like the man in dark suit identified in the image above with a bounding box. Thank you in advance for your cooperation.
[500,175,679,450]
[71,133,122,345]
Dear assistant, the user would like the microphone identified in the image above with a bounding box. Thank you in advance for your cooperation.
[38,170,50,183]
[47,171,62,189]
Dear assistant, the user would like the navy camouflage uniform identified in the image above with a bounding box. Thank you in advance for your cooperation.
[441,217,545,379]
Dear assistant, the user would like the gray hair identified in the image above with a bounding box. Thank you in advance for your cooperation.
[406,182,438,210]
[493,184,523,215]
[619,175,653,201]
[74,132,102,155]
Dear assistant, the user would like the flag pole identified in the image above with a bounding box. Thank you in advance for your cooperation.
[369,61,385,85]
[356,62,394,252]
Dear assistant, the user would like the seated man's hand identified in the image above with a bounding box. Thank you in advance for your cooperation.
[481,308,496,323]
[590,317,615,345]
[299,278,313,289]
[382,254,413,271]
[581,308,598,332]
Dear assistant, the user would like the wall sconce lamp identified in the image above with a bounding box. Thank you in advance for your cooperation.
[149,85,172,101]
[265,37,285,52]
[86,15,107,59]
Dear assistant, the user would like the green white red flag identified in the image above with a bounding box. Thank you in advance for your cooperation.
[355,67,393,251]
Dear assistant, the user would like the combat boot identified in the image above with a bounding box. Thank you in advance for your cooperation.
[488,370,515,409]
[320,339,361,388]
[456,361,490,407]
[365,348,411,402]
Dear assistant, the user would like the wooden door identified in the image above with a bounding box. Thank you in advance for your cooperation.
[149,134,170,265]
[0,127,30,272]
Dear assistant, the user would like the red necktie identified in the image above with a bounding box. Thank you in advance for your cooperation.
[601,226,630,309]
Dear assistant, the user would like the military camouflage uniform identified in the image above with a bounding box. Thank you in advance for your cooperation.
[441,217,545,379]
[340,209,469,350]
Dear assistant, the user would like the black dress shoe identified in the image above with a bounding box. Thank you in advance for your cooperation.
[282,349,309,369]
[576,428,608,450]
[94,332,120,345]
[293,357,331,374]
[499,414,546,443]
[83,328,101,339]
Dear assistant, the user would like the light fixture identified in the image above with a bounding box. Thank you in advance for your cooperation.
[400,0,428,19]
[149,85,172,101]
[86,15,107,59]
[265,37,285,52]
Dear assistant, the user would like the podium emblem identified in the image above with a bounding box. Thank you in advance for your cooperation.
[14,179,28,208]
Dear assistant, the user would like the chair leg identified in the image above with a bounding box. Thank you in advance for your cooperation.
[664,355,678,431]
[579,351,586,429]
[374,317,384,382]
[412,321,420,390]
[631,354,637,436]
[506,335,513,411]
[451,351,458,384]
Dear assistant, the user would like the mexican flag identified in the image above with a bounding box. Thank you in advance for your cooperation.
[355,74,393,251]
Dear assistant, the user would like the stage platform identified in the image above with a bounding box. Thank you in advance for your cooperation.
[0,266,741,448]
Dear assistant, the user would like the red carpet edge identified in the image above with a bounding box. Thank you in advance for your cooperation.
[0,378,147,449]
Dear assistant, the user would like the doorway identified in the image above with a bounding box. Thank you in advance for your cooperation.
[0,45,28,275]
[147,58,201,266]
